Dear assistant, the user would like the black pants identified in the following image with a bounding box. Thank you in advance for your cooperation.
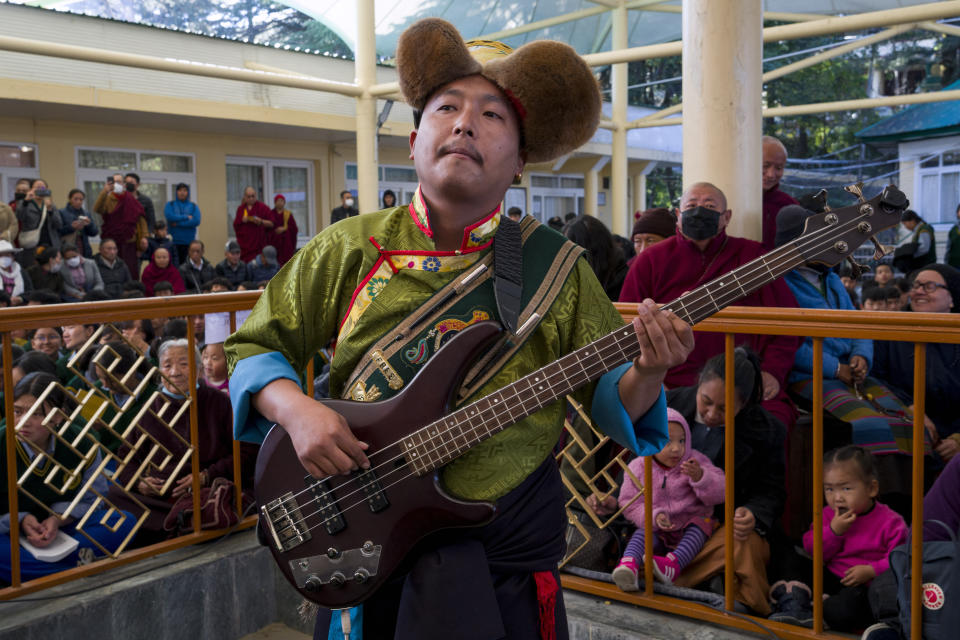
[774,542,877,632]
[314,457,569,640]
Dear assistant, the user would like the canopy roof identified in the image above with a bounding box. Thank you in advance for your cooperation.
[9,0,947,59]
[856,79,960,143]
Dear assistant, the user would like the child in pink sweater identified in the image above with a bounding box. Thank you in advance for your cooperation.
[769,445,907,631]
[612,408,724,590]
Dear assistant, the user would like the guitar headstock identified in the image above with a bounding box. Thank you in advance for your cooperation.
[793,184,909,268]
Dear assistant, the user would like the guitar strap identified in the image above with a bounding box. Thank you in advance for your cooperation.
[340,217,583,405]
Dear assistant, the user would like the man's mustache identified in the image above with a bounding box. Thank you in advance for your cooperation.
[439,143,482,164]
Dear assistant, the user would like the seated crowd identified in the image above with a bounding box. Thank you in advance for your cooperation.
[2,167,958,638]
[561,177,960,639]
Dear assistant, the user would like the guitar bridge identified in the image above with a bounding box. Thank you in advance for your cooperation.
[308,477,347,535]
[354,468,389,513]
[262,492,312,552]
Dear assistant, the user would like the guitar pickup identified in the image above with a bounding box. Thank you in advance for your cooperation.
[262,491,312,552]
[354,468,389,513]
[307,477,347,535]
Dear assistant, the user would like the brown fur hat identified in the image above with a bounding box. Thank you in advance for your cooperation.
[396,18,601,164]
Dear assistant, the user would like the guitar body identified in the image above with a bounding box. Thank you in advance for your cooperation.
[255,321,504,609]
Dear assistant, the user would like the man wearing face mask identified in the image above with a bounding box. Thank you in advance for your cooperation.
[124,173,156,234]
[330,189,358,225]
[98,173,146,278]
[620,182,800,431]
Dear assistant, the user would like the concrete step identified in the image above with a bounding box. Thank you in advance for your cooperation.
[1,529,768,640]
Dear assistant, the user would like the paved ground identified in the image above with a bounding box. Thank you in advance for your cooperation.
[240,623,310,640]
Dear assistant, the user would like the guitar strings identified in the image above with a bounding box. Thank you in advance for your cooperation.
[269,207,880,539]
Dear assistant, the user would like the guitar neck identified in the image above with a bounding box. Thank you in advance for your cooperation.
[400,242,806,475]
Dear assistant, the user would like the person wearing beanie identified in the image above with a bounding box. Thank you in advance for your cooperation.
[270,194,298,266]
[631,207,676,257]
[25,245,66,300]
[776,204,923,504]
[163,182,202,264]
[874,262,960,463]
[248,244,279,282]
[225,17,694,639]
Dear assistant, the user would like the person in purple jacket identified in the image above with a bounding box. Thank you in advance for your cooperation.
[613,407,725,589]
[769,445,908,631]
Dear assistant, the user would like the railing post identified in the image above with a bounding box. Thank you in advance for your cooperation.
[187,320,202,534]
[643,454,653,595]
[812,338,824,634]
[3,332,20,588]
[910,342,926,640]
[230,311,243,517]
[723,333,735,612]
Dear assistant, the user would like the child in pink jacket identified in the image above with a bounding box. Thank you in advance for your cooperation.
[613,407,724,589]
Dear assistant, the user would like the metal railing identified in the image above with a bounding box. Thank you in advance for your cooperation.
[0,291,269,599]
[560,304,960,640]
[1,298,954,640]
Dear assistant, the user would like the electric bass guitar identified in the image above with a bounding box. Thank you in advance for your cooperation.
[255,183,908,608]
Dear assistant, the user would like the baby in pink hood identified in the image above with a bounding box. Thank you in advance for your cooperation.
[613,407,725,589]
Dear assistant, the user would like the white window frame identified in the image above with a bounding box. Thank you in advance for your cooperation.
[0,141,41,203]
[74,145,197,210]
[345,163,419,211]
[913,143,960,226]
[226,155,316,242]
[530,172,585,224]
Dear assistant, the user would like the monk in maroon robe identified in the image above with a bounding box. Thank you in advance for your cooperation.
[620,181,800,429]
[761,136,798,250]
[233,187,276,263]
[101,187,145,278]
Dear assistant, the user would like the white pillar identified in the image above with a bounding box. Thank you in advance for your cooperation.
[682,0,763,241]
[632,173,646,214]
[355,0,378,216]
[610,1,629,238]
[585,169,599,217]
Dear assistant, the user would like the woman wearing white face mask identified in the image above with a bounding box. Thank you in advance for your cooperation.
[24,246,66,301]
[0,239,33,305]
[59,242,104,302]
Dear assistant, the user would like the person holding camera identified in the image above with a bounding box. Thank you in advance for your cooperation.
[59,188,99,258]
[14,178,63,268]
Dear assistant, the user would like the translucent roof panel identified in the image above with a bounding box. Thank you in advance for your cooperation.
[7,0,951,59]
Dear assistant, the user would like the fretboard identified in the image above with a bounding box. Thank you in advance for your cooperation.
[401,242,806,475]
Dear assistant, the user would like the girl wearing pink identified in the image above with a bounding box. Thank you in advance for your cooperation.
[613,407,725,589]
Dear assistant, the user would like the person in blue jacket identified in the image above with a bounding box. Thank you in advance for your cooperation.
[163,183,201,265]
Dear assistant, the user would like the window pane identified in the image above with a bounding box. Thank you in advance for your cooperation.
[0,144,36,168]
[561,177,584,189]
[140,154,192,173]
[920,155,940,169]
[346,164,358,180]
[532,175,558,188]
[226,164,264,239]
[139,182,167,217]
[83,181,106,226]
[939,172,959,223]
[383,167,417,183]
[78,149,137,171]
[273,166,310,238]
[921,174,938,223]
[943,151,960,167]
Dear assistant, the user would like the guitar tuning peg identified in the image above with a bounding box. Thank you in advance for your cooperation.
[845,255,867,280]
[844,182,866,203]
[869,236,894,260]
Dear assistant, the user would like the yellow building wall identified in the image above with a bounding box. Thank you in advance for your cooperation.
[0,116,344,256]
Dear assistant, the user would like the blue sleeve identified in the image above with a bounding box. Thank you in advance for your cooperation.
[590,362,668,456]
[830,274,873,368]
[229,351,302,444]
[188,203,202,227]
[163,201,181,224]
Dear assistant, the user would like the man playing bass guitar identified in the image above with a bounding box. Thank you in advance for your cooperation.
[225,18,694,640]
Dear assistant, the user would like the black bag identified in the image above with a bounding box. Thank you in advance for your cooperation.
[561,508,631,573]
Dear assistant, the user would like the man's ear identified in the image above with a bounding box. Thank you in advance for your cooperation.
[409,130,418,159]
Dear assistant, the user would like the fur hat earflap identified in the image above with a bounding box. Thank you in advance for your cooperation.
[396,18,601,164]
